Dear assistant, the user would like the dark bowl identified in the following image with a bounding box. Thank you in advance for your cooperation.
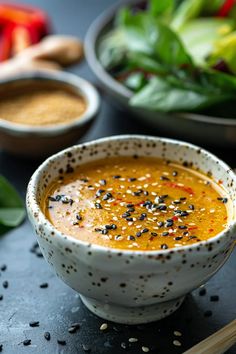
[85,0,236,148]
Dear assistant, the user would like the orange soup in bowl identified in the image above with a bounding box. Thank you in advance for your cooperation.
[43,156,229,251]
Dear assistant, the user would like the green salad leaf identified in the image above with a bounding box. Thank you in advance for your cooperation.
[98,0,236,113]
[0,175,25,233]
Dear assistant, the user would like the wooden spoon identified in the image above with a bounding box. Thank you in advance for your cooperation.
[183,319,236,354]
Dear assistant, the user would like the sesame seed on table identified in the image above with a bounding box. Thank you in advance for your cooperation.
[0,0,236,353]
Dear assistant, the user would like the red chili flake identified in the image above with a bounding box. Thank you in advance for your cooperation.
[188,226,198,231]
[164,182,194,195]
[208,229,214,232]
[218,180,223,184]
[172,216,178,221]
[224,216,227,220]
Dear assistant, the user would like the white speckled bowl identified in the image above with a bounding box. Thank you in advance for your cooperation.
[26,135,236,324]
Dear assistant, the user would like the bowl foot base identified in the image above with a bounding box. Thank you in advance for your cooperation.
[80,295,185,324]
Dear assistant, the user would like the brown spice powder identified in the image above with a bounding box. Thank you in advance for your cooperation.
[0,88,87,126]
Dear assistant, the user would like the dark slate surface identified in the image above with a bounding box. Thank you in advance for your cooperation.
[0,1,236,353]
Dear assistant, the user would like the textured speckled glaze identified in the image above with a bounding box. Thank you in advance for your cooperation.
[26,135,236,324]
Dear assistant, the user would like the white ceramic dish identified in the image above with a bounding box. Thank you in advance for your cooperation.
[26,135,236,324]
[0,71,100,157]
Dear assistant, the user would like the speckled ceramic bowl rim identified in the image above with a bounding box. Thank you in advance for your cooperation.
[27,135,236,255]
[85,0,236,126]
[0,71,100,136]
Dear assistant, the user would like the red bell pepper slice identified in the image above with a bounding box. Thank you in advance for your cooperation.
[217,0,236,17]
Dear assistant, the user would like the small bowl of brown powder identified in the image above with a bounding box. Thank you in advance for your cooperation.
[0,70,100,157]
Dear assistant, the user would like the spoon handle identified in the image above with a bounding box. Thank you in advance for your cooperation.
[183,319,236,354]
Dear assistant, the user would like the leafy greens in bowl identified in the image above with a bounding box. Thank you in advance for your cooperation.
[98,0,236,114]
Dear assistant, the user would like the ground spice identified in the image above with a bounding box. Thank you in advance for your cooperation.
[0,87,86,126]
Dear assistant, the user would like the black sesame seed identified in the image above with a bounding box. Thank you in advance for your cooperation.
[204,310,212,317]
[48,196,56,202]
[102,229,108,235]
[199,288,206,296]
[128,177,136,182]
[175,236,183,241]
[162,232,169,236]
[44,332,51,341]
[105,224,113,230]
[0,295,3,301]
[95,228,102,232]
[139,215,145,221]
[126,217,133,222]
[82,344,91,352]
[188,236,197,240]
[76,214,82,221]
[113,175,121,179]
[40,283,48,289]
[96,189,105,197]
[127,207,135,212]
[126,204,134,208]
[183,231,189,236]
[115,235,122,240]
[159,205,167,211]
[180,197,186,201]
[166,220,173,227]
[141,228,149,233]
[0,344,2,352]
[161,244,168,250]
[111,224,117,230]
[122,212,131,218]
[178,225,187,229]
[29,321,39,327]
[1,265,7,272]
[95,203,102,209]
[172,171,178,176]
[23,339,31,346]
[210,295,219,302]
[158,221,164,227]
[180,211,189,217]
[189,204,195,210]
[136,232,142,237]
[160,194,169,199]
[173,200,181,205]
[81,178,89,183]
[133,191,142,196]
[151,232,157,236]
[57,340,66,345]
[100,179,106,185]
[68,326,77,334]
[103,193,112,200]
[143,191,149,196]
[2,281,8,289]
[160,176,170,181]
[128,235,136,241]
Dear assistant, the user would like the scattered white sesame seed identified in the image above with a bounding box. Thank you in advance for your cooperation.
[144,184,149,188]
[126,190,132,194]
[100,323,108,331]
[107,188,113,191]
[122,226,127,230]
[210,209,215,213]
[120,185,125,189]
[173,340,182,347]
[152,182,158,186]
[142,346,150,352]
[129,338,138,343]
[128,222,133,226]
[146,174,151,178]
[151,192,157,196]
[174,331,182,337]
[113,216,118,221]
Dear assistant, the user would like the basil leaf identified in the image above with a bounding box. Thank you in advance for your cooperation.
[130,76,232,112]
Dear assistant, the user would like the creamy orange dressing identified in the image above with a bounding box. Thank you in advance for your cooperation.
[43,157,229,250]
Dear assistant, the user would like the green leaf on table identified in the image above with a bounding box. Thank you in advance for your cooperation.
[0,175,25,231]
